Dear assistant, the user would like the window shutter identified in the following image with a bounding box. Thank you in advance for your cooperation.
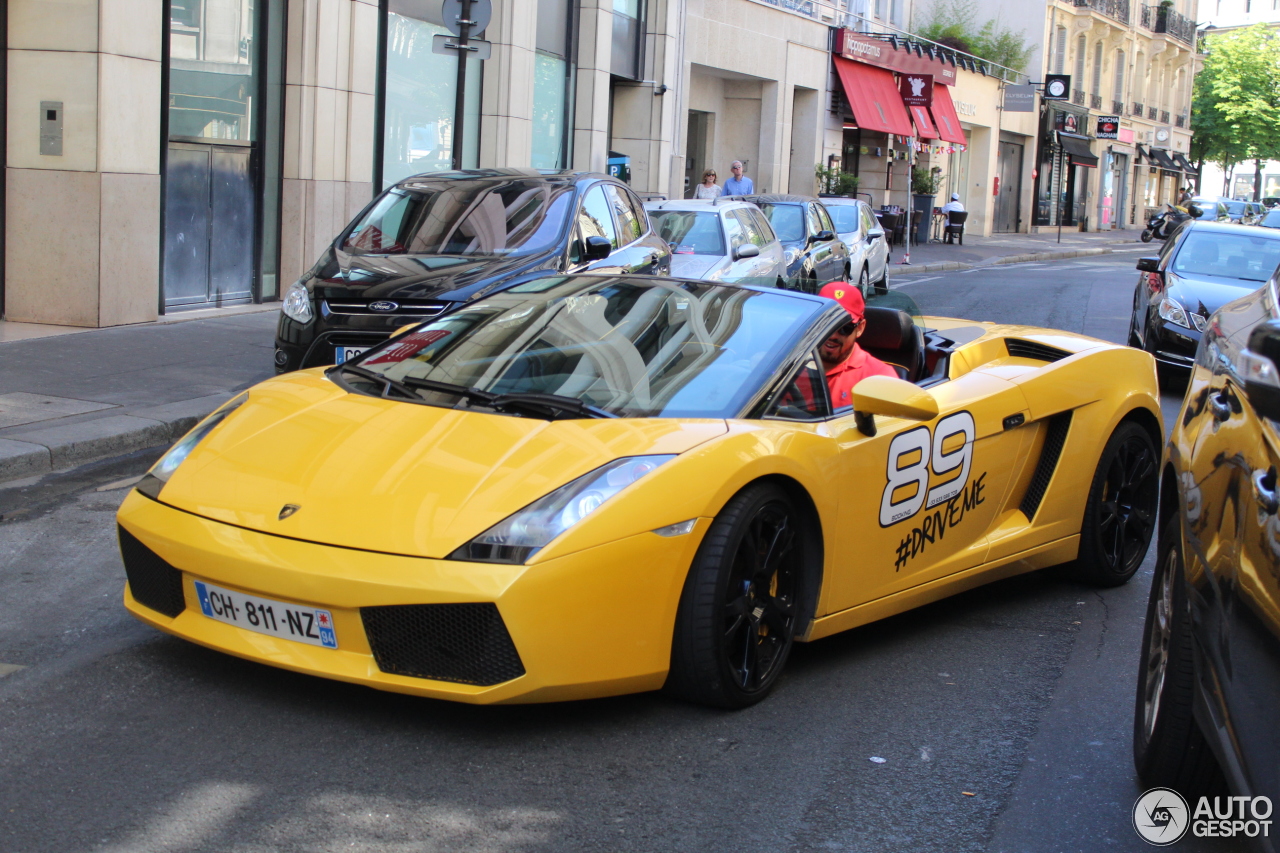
[1074,35,1086,88]
[1113,50,1125,103]
[1054,27,1067,74]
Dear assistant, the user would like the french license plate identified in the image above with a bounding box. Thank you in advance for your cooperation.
[194,581,338,649]
[335,346,369,364]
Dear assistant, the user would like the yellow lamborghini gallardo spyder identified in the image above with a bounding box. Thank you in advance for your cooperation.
[118,275,1162,708]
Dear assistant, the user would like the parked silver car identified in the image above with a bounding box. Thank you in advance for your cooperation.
[819,197,889,294]
[644,199,787,285]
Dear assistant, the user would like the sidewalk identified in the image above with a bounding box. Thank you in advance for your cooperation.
[885,227,1149,276]
[0,231,1149,485]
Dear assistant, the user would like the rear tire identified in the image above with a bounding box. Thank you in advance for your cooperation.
[1061,421,1158,586]
[873,266,889,294]
[1133,515,1226,797]
[666,483,805,709]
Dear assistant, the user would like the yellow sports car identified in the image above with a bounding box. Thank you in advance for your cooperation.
[117,275,1162,707]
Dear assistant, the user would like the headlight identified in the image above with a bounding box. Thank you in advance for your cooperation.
[136,395,247,499]
[784,247,801,266]
[449,455,676,564]
[282,279,313,323]
[1158,296,1192,329]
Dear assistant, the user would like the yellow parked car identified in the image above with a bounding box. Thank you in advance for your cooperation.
[118,275,1162,708]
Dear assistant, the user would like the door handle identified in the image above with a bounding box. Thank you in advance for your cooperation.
[1253,467,1279,515]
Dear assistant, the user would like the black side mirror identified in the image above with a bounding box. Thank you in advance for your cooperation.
[811,230,835,244]
[1246,320,1280,420]
[1136,257,1160,273]
[583,235,612,261]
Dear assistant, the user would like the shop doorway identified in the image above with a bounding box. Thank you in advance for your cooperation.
[163,143,255,309]
[994,141,1023,232]
[685,110,711,198]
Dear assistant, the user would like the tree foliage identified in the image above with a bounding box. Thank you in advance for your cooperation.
[1191,25,1280,175]
[914,0,1035,77]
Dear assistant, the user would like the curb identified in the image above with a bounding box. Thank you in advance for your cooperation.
[888,246,1118,276]
[0,392,233,486]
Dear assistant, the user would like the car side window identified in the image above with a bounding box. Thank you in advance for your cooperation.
[817,205,836,234]
[579,185,619,249]
[749,208,777,243]
[806,204,824,236]
[766,352,830,420]
[731,209,767,247]
[860,204,877,235]
[605,184,643,245]
[724,210,749,251]
[623,189,649,236]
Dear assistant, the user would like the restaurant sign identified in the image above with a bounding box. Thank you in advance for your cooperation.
[899,74,934,107]
[838,29,958,86]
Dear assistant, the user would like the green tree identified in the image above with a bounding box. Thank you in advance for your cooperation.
[1191,24,1280,196]
[914,0,1035,79]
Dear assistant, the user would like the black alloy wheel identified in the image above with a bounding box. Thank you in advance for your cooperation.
[1064,421,1159,586]
[1133,516,1225,796]
[666,483,805,708]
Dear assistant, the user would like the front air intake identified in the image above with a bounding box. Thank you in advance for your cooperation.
[118,525,187,617]
[361,603,526,686]
[1019,412,1073,520]
[1006,339,1072,363]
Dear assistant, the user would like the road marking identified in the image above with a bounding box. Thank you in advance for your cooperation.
[894,276,942,286]
[0,663,26,678]
[96,475,143,492]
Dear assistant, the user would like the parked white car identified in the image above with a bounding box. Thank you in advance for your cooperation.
[818,197,889,294]
[644,199,786,285]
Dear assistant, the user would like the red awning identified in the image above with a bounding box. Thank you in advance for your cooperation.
[929,85,968,145]
[910,105,938,139]
[833,56,913,137]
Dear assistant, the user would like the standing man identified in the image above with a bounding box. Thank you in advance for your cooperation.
[723,161,754,196]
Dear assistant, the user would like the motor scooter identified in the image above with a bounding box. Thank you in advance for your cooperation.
[1140,203,1198,242]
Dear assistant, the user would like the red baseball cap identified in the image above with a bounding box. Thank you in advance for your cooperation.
[818,281,866,322]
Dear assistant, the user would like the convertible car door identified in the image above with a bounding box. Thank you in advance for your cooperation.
[825,371,1032,615]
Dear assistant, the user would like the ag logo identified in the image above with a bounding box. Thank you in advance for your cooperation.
[1133,787,1190,845]
[368,300,399,312]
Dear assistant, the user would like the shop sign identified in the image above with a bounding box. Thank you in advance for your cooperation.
[1054,111,1081,134]
[1118,127,1134,143]
[1096,116,1120,139]
[954,99,978,116]
[1003,84,1036,112]
[1044,74,1070,100]
[837,29,957,86]
[900,74,934,107]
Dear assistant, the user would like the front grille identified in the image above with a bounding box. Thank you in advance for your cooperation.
[1019,412,1073,520]
[118,525,187,617]
[361,603,525,686]
[1006,339,1073,363]
[323,300,448,317]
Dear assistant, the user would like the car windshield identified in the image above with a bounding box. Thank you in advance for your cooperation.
[649,211,726,255]
[825,205,862,233]
[1172,230,1280,282]
[1262,210,1280,228]
[1223,201,1246,216]
[342,277,823,418]
[758,203,805,243]
[341,180,575,257]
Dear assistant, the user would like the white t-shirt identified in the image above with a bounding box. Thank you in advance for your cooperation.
[941,200,965,214]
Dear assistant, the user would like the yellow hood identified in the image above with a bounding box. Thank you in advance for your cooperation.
[159,371,728,557]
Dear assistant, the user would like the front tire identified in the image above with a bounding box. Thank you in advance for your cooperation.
[1133,516,1225,796]
[666,483,804,708]
[1062,421,1158,586]
[1140,229,1154,243]
[858,266,870,298]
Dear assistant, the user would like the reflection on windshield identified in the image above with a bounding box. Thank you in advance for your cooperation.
[343,181,573,257]
[760,204,805,243]
[650,211,726,256]
[351,278,821,418]
[825,206,861,233]
[1173,231,1280,282]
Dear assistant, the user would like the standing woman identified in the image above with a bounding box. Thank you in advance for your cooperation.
[693,169,722,199]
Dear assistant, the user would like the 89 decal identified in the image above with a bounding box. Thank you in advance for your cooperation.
[879,411,976,527]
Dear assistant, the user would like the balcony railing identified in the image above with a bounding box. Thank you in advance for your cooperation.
[1148,106,1158,120]
[1091,94,1104,109]
[1160,109,1170,124]
[1114,100,1126,115]
[1140,4,1196,44]
[1132,102,1144,116]
[1074,0,1131,24]
[1072,89,1086,105]
[1175,113,1187,127]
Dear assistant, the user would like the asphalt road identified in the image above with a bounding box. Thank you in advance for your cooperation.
[0,255,1244,852]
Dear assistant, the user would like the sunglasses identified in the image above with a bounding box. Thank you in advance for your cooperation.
[832,320,859,337]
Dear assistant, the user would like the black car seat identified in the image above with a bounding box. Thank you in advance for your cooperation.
[860,306,923,381]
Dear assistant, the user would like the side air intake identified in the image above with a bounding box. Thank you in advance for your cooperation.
[1019,412,1073,520]
[1006,339,1072,363]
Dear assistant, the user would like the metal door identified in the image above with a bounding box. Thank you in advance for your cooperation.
[994,141,1022,232]
[163,143,255,310]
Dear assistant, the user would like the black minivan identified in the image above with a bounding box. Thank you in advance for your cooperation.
[275,170,672,372]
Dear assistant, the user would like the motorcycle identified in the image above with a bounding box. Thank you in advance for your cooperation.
[1141,202,1199,242]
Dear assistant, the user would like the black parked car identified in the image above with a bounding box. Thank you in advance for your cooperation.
[275,170,671,372]
[726,194,850,290]
[1135,278,1280,847]
[1128,221,1280,380]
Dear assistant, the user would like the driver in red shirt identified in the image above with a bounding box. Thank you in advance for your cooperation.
[817,281,897,407]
